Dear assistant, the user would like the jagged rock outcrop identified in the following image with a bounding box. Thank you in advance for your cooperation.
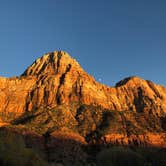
[0,51,166,165]
[1,51,166,119]
[0,76,36,121]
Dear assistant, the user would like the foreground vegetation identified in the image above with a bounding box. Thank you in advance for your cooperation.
[0,128,165,166]
[0,104,165,166]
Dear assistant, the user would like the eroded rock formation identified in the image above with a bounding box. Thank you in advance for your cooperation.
[0,51,166,165]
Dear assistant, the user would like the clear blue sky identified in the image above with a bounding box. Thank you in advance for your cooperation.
[0,0,166,86]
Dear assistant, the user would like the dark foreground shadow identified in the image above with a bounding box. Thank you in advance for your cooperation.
[0,126,165,166]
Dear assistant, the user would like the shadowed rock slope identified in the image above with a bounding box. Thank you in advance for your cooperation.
[0,51,166,165]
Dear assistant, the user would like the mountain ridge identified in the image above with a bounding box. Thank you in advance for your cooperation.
[0,51,165,166]
[0,50,166,122]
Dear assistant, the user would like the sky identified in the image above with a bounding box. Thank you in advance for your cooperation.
[0,0,166,86]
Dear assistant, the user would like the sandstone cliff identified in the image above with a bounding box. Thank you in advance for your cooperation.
[1,51,166,119]
[0,51,165,165]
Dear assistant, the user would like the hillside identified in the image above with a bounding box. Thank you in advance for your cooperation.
[0,51,165,166]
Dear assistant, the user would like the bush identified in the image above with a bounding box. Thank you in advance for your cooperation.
[96,146,145,166]
[0,129,48,166]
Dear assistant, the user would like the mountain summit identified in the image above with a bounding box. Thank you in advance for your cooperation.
[0,51,165,166]
[22,51,83,76]
[1,51,166,119]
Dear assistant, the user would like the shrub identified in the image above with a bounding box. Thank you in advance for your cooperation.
[0,129,48,166]
[96,146,145,166]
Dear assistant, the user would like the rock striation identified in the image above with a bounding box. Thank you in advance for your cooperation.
[0,51,166,119]
[0,51,166,165]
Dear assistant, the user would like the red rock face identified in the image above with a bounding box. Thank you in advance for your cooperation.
[0,51,166,149]
[102,133,166,148]
[0,76,36,121]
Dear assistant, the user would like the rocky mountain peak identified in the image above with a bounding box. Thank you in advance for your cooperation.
[0,50,165,159]
[115,76,143,87]
[22,51,82,77]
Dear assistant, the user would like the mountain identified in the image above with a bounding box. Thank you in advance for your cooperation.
[0,51,165,166]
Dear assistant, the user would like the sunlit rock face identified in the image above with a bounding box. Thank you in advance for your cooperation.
[0,50,166,162]
[0,51,166,120]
